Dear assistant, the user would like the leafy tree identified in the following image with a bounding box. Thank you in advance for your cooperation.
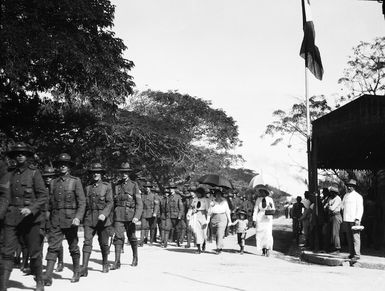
[338,37,385,103]
[0,0,134,106]
[262,95,331,148]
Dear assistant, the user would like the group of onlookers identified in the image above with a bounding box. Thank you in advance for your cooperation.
[291,179,364,260]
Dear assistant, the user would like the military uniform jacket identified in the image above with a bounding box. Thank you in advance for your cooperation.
[141,192,160,219]
[5,166,48,226]
[160,193,184,219]
[113,179,143,222]
[49,174,86,228]
[84,181,113,227]
[0,172,11,220]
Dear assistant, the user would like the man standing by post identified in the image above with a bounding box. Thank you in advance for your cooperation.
[139,181,159,246]
[44,153,85,286]
[326,186,342,254]
[341,179,364,261]
[80,163,113,276]
[0,143,47,291]
[110,162,142,269]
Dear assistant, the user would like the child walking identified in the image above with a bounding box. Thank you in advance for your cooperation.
[232,210,249,254]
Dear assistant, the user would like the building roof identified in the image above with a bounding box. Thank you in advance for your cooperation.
[312,94,385,170]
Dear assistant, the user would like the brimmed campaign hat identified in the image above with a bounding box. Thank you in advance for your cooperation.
[88,162,105,173]
[53,153,75,167]
[346,179,358,187]
[42,166,56,177]
[6,142,34,158]
[328,185,339,194]
[117,162,134,172]
[142,181,153,188]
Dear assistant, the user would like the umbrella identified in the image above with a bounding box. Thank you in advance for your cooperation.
[248,173,265,189]
[197,174,233,189]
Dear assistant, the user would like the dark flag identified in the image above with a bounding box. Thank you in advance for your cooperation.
[300,0,324,80]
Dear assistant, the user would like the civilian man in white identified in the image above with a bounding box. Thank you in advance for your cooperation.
[341,179,364,260]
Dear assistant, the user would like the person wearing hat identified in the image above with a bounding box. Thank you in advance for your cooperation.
[1,142,48,291]
[110,162,143,269]
[207,188,233,254]
[324,186,342,253]
[79,163,113,276]
[252,187,275,256]
[178,189,194,248]
[139,181,160,246]
[44,153,86,286]
[188,187,210,253]
[159,183,184,248]
[0,160,11,275]
[231,210,249,254]
[41,166,64,273]
[341,179,364,260]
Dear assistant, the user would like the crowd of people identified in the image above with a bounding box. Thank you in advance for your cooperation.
[289,180,364,261]
[0,142,277,291]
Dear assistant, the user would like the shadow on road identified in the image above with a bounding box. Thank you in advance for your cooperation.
[8,280,34,290]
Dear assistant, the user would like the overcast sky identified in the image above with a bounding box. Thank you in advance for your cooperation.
[111,0,384,195]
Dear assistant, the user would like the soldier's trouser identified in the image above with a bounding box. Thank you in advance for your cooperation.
[140,217,156,243]
[170,218,180,241]
[113,221,137,246]
[177,219,187,243]
[83,224,110,254]
[46,225,80,261]
[1,222,43,283]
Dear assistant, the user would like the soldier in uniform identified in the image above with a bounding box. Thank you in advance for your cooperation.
[159,184,184,248]
[43,153,85,286]
[80,163,113,276]
[139,181,160,246]
[179,190,193,248]
[0,160,11,268]
[41,166,64,273]
[110,162,143,269]
[0,143,47,291]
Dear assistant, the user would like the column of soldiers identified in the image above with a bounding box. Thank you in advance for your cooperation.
[0,144,144,291]
[0,142,220,291]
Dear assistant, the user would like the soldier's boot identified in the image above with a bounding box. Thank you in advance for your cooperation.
[186,230,192,248]
[202,241,206,252]
[101,250,109,273]
[56,246,64,272]
[79,252,90,277]
[43,260,55,286]
[110,245,122,270]
[70,256,80,283]
[0,260,13,291]
[178,229,186,247]
[139,230,145,247]
[149,228,156,245]
[30,258,44,291]
[240,246,244,255]
[143,230,149,244]
[130,240,138,267]
[162,231,169,248]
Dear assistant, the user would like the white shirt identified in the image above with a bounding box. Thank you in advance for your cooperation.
[341,190,364,222]
[327,195,342,214]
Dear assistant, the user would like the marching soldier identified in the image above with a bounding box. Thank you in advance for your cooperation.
[179,190,193,248]
[43,153,85,286]
[160,184,184,248]
[0,160,11,268]
[80,163,113,276]
[0,143,48,291]
[139,181,160,246]
[110,162,143,269]
[41,166,64,273]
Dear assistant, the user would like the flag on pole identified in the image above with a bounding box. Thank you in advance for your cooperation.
[300,0,323,80]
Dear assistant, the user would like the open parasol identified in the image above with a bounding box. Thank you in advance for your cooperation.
[197,174,233,189]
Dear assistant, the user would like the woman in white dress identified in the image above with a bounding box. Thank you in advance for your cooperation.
[187,187,210,254]
[252,188,275,256]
